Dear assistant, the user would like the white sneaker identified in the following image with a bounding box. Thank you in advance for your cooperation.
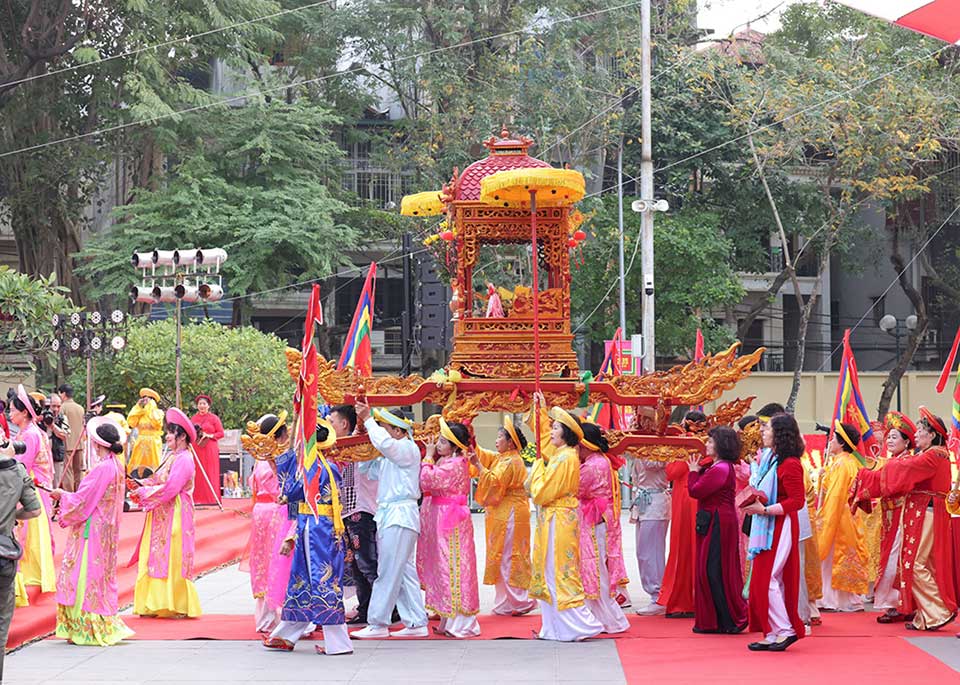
[635,602,666,616]
[390,625,429,638]
[350,625,390,639]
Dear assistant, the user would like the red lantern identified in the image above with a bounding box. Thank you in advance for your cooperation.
[440,231,454,241]
[568,238,578,248]
[573,230,586,241]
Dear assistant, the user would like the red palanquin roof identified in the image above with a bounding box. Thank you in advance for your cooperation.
[453,130,553,201]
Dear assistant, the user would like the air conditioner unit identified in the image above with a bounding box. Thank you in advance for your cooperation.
[917,328,940,362]
[370,330,385,356]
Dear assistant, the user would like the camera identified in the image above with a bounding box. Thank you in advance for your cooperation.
[643,274,654,296]
[41,409,55,426]
[0,440,27,456]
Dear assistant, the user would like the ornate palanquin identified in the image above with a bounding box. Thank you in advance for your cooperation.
[289,129,764,462]
[443,132,579,378]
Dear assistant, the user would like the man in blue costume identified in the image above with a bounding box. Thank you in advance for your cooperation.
[263,418,353,655]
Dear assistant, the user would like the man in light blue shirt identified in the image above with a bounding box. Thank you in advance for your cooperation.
[350,402,428,639]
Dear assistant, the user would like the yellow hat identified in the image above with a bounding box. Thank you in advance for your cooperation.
[579,421,602,452]
[139,388,160,402]
[439,416,469,452]
[503,415,523,451]
[316,416,337,450]
[548,406,584,441]
[373,408,414,434]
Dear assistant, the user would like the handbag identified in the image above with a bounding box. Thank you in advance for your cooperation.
[0,533,23,561]
[735,485,769,509]
[695,510,712,536]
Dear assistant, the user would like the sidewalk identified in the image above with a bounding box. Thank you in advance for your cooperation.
[6,512,958,684]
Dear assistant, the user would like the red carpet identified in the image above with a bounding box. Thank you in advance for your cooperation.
[616,632,957,685]
[116,607,956,642]
[7,499,252,650]
[49,608,960,682]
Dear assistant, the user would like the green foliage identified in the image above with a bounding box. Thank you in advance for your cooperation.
[76,102,358,311]
[571,197,742,357]
[74,318,294,428]
[0,0,289,297]
[0,267,77,365]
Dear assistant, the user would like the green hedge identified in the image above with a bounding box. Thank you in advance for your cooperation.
[74,318,294,429]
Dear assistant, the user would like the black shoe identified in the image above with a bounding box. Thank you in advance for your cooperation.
[391,610,401,624]
[346,615,367,625]
[692,627,718,634]
[768,635,799,651]
[905,622,920,631]
[665,612,695,619]
[748,641,772,651]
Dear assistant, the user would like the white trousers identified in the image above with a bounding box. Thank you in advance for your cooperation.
[873,526,902,611]
[634,519,668,601]
[538,517,603,642]
[438,613,481,638]
[367,525,427,629]
[254,597,280,633]
[765,516,796,641]
[492,510,536,615]
[817,547,863,612]
[269,621,352,654]
[584,522,629,634]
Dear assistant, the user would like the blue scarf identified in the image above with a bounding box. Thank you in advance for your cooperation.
[747,448,778,559]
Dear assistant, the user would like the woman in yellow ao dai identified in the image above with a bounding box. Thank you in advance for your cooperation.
[472,415,536,616]
[525,397,602,641]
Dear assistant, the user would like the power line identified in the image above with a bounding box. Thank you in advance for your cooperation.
[2,0,339,91]
[815,201,960,371]
[0,0,646,160]
[582,43,948,201]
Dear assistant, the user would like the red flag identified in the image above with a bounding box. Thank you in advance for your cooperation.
[694,328,705,362]
[588,328,623,429]
[295,284,324,518]
[936,324,960,393]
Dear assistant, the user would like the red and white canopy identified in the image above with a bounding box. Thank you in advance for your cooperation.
[836,1,960,44]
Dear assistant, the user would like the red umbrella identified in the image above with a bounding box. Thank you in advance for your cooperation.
[836,1,960,44]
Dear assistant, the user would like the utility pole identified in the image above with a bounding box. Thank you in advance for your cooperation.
[639,0,655,374]
[617,140,627,335]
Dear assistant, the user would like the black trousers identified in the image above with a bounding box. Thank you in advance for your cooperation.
[345,512,379,620]
[0,559,17,681]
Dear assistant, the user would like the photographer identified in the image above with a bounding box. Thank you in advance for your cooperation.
[43,394,70,488]
[0,437,41,680]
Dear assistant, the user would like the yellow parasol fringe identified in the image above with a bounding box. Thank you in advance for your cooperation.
[400,190,446,216]
[479,168,585,207]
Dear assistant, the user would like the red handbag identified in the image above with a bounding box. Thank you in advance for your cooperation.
[736,485,768,509]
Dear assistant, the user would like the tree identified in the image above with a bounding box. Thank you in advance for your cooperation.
[0,266,76,367]
[341,1,650,191]
[73,318,294,428]
[703,3,957,410]
[0,1,92,104]
[570,197,743,359]
[0,0,286,301]
[76,102,358,324]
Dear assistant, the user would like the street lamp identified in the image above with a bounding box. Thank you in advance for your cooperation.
[132,247,227,407]
[878,313,918,412]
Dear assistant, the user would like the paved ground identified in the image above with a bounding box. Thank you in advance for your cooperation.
[6,512,637,685]
[6,512,959,684]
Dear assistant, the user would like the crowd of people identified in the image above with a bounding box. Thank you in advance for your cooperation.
[2,382,959,669]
